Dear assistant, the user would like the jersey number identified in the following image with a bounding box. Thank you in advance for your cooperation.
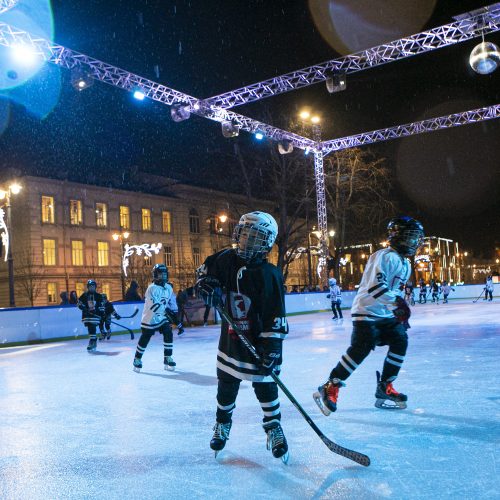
[272,317,287,330]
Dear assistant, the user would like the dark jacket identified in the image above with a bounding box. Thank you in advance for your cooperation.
[125,281,142,301]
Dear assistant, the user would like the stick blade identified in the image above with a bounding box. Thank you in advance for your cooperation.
[322,436,371,466]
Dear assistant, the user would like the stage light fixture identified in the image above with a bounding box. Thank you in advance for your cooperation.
[278,139,293,154]
[326,71,347,93]
[71,68,94,91]
[133,90,145,100]
[170,103,191,122]
[221,120,239,138]
[469,41,500,74]
[255,131,264,140]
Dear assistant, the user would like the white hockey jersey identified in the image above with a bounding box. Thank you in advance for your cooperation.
[140,282,178,330]
[351,248,410,322]
[329,284,342,303]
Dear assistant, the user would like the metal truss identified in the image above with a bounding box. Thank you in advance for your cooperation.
[320,104,500,154]
[313,151,328,268]
[0,0,18,15]
[202,3,500,109]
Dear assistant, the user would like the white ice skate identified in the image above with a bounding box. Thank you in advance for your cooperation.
[164,356,176,371]
[133,358,142,373]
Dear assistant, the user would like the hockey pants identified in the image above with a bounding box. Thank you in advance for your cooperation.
[134,324,173,361]
[215,371,281,426]
[85,323,97,341]
[330,318,408,383]
[331,301,343,319]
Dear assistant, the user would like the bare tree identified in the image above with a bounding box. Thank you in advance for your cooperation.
[126,257,152,298]
[15,249,46,306]
[324,147,397,279]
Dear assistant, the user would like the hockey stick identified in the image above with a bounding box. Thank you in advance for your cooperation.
[214,302,370,467]
[473,289,485,303]
[118,307,139,319]
[110,319,135,340]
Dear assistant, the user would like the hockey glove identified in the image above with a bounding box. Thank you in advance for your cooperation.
[166,309,180,325]
[393,296,411,329]
[326,294,331,299]
[257,338,282,376]
[114,313,121,320]
[196,277,223,307]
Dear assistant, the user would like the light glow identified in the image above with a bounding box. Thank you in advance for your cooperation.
[133,90,145,101]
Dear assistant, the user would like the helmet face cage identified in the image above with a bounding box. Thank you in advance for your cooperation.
[387,217,424,256]
[152,264,168,284]
[233,223,273,261]
[87,280,96,292]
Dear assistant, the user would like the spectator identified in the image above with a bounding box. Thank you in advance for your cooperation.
[59,291,69,305]
[176,289,191,326]
[69,291,78,304]
[125,280,142,301]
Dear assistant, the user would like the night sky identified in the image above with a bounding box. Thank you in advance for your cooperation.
[0,0,499,256]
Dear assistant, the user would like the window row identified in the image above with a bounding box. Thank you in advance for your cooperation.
[41,196,173,233]
[42,240,202,268]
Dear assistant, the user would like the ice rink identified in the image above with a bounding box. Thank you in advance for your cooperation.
[1,300,499,500]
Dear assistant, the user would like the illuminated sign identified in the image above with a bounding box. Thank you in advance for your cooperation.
[122,242,162,276]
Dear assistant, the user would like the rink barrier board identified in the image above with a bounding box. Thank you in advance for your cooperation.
[0,285,494,347]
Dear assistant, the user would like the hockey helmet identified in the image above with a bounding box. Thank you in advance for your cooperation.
[152,263,168,285]
[328,278,336,286]
[233,211,278,261]
[387,216,424,257]
[101,293,108,301]
[87,279,97,292]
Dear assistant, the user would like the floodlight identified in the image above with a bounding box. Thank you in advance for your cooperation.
[171,103,191,122]
[221,120,239,138]
[133,90,146,100]
[255,131,264,140]
[326,71,347,93]
[278,140,293,154]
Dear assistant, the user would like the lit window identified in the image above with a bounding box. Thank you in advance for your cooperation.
[97,241,109,266]
[120,205,130,230]
[162,211,172,233]
[164,246,173,267]
[193,247,201,267]
[43,239,56,266]
[41,196,55,224]
[69,200,82,225]
[142,208,152,231]
[71,240,84,266]
[47,282,57,304]
[144,256,152,266]
[96,203,107,227]
[101,283,110,300]
[189,209,200,234]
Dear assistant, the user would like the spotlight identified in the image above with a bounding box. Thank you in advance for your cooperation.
[304,147,310,156]
[171,103,191,122]
[71,68,93,91]
[326,71,347,93]
[10,43,37,66]
[221,120,239,138]
[278,139,293,154]
[469,41,500,74]
[255,131,264,140]
[133,90,146,100]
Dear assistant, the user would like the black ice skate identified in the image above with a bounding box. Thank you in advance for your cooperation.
[313,378,346,416]
[164,356,176,371]
[133,357,142,372]
[86,339,97,352]
[106,333,111,340]
[374,371,407,409]
[263,421,289,464]
[210,421,232,457]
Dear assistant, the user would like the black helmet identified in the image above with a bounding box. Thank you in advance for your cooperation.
[387,216,424,257]
[87,279,97,291]
[152,264,168,285]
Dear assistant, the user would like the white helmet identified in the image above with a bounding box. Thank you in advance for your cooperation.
[233,211,278,261]
[328,278,336,286]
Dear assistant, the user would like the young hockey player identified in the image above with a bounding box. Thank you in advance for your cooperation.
[196,211,289,463]
[313,216,424,413]
[441,281,455,304]
[484,275,494,301]
[418,279,427,304]
[404,281,414,306]
[327,277,343,320]
[77,280,105,352]
[98,294,121,340]
[132,264,181,372]
[430,280,441,303]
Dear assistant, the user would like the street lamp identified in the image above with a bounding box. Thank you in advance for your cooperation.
[112,231,130,299]
[0,182,22,307]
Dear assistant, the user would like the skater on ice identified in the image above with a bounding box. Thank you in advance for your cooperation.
[314,216,424,413]
[441,281,455,304]
[484,275,494,301]
[418,278,427,304]
[77,279,105,352]
[196,211,289,463]
[132,264,181,372]
[327,277,343,320]
[98,294,121,340]
[430,279,441,303]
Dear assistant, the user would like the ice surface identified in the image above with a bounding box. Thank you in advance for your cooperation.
[0,300,499,499]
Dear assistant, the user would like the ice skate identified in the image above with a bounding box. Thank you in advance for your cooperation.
[86,339,97,352]
[164,356,176,371]
[313,378,346,416]
[210,421,232,457]
[374,371,407,409]
[133,357,142,372]
[106,333,111,340]
[263,421,289,464]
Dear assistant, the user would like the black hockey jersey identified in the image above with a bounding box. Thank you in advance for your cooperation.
[199,249,288,382]
[77,292,104,325]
